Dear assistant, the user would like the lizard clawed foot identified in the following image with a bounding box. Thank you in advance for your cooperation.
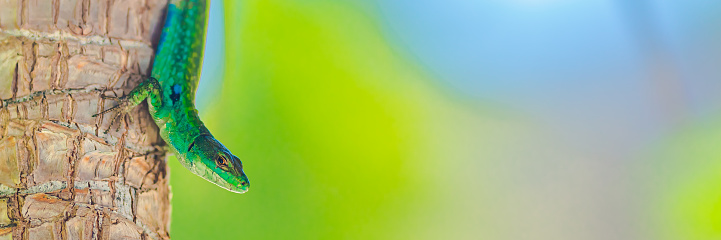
[92,76,160,134]
[100,95,119,100]
[93,95,135,134]
[97,89,121,101]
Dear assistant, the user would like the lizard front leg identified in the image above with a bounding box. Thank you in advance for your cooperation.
[94,77,162,133]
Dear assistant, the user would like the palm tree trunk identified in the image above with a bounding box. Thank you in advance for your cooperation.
[0,0,171,239]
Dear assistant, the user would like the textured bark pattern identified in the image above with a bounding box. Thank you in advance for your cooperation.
[0,0,170,239]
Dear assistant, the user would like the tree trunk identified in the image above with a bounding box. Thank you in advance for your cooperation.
[0,0,170,239]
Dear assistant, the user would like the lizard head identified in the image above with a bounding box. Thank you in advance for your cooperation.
[186,134,250,193]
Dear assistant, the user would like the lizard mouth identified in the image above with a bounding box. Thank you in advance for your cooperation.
[208,171,249,194]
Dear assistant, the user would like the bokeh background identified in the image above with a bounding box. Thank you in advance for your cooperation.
[170,0,721,239]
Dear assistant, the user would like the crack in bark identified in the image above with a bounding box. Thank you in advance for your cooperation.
[53,0,60,26]
[28,41,37,93]
[12,63,19,99]
[10,191,27,240]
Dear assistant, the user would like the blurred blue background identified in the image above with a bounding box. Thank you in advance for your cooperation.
[173,0,721,239]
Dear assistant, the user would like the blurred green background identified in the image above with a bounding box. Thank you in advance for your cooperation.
[170,0,721,239]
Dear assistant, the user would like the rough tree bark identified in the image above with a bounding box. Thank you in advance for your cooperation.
[0,0,171,239]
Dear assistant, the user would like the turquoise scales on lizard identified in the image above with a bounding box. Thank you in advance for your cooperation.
[94,0,250,193]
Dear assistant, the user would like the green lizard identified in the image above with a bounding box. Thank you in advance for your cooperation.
[94,0,250,193]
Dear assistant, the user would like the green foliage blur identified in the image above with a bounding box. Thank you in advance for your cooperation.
[168,0,502,239]
[166,1,721,239]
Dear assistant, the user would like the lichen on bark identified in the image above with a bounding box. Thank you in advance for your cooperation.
[0,0,171,239]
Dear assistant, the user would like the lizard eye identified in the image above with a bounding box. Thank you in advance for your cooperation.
[216,155,229,171]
